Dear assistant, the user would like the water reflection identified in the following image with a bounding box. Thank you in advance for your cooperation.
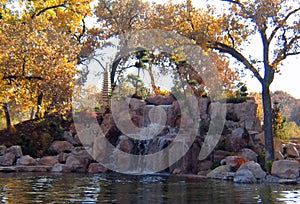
[0,172,299,203]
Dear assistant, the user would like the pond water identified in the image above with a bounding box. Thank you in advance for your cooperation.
[0,172,299,204]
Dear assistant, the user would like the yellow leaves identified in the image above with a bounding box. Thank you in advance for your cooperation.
[0,0,89,116]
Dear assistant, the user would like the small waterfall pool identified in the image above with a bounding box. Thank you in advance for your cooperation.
[0,172,299,203]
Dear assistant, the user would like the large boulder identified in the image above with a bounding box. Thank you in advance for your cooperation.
[145,95,175,105]
[227,102,261,131]
[284,143,299,158]
[100,114,121,145]
[88,163,108,173]
[17,155,37,166]
[118,137,133,154]
[234,169,257,184]
[57,152,70,163]
[49,141,74,153]
[0,153,16,166]
[275,151,284,161]
[271,160,299,179]
[237,148,258,162]
[222,156,249,170]
[65,155,90,172]
[5,145,23,158]
[71,147,93,160]
[226,128,250,152]
[127,97,146,114]
[51,163,72,173]
[0,145,7,156]
[207,165,235,180]
[39,156,59,166]
[238,161,266,180]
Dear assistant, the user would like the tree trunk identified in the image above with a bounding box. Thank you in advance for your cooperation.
[262,83,274,162]
[3,103,12,132]
[35,92,43,118]
[30,108,35,120]
[148,64,158,94]
[102,70,111,113]
[111,57,122,91]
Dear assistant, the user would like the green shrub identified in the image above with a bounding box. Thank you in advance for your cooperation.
[47,121,64,141]
[265,161,273,174]
[17,134,37,158]
[41,132,54,153]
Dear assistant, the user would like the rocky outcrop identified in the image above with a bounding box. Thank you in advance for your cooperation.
[237,161,266,180]
[237,148,258,162]
[145,95,175,105]
[1,97,300,186]
[51,163,72,173]
[88,163,108,173]
[0,145,7,155]
[17,155,37,166]
[284,143,300,158]
[271,160,299,179]
[207,165,234,180]
[49,141,74,153]
[233,169,256,183]
[39,156,59,166]
[5,145,23,158]
[221,156,249,170]
[0,153,16,166]
[226,102,261,131]
[65,147,93,172]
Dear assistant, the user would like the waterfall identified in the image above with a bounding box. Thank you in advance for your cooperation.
[113,104,178,174]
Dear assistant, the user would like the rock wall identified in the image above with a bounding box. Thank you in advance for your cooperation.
[1,95,299,184]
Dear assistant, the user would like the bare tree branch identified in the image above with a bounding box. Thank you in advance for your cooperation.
[227,30,235,48]
[268,7,300,44]
[286,51,300,56]
[31,2,68,19]
[221,0,248,15]
[272,35,300,65]
[221,0,241,5]
[75,18,86,42]
[209,41,263,83]
[3,75,43,85]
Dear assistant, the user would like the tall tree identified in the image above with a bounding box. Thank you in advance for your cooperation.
[0,0,93,129]
[181,0,300,162]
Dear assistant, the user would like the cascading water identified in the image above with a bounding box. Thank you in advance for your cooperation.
[112,104,179,174]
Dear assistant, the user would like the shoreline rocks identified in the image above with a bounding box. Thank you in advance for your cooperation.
[0,100,300,185]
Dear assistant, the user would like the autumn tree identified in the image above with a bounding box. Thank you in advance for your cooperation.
[215,0,299,162]
[0,0,93,131]
[181,0,300,162]
[93,0,238,97]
